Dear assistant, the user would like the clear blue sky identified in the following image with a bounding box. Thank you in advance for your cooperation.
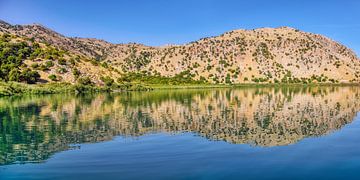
[0,0,359,55]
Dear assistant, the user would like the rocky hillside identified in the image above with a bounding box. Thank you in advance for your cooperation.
[1,20,359,84]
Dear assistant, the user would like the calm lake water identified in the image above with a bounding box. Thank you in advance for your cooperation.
[1,86,360,179]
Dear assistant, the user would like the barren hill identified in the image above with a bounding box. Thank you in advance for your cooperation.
[1,20,359,84]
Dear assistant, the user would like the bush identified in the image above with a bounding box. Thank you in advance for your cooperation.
[20,69,40,84]
[72,68,81,79]
[100,76,114,87]
[48,74,57,81]
[225,74,231,84]
[8,69,21,81]
[90,59,99,66]
[58,58,66,65]
[69,58,76,66]
[117,71,205,85]
[45,61,54,68]
[77,76,93,85]
[31,63,39,69]
[57,67,67,74]
[0,34,33,82]
[101,62,109,68]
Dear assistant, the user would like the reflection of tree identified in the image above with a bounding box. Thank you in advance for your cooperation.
[0,86,359,165]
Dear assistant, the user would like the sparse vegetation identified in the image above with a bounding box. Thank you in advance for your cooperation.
[0,21,359,96]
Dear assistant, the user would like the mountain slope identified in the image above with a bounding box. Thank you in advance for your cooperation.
[1,20,359,84]
[0,25,120,85]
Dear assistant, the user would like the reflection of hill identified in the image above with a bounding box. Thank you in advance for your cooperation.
[1,87,360,165]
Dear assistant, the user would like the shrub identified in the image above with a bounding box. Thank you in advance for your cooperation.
[101,62,109,68]
[72,68,81,79]
[45,61,54,68]
[117,71,204,85]
[39,64,49,71]
[48,74,57,81]
[100,76,114,87]
[57,67,67,74]
[0,35,33,82]
[31,63,39,69]
[77,76,93,85]
[225,74,232,84]
[58,58,66,65]
[69,58,76,66]
[90,59,99,66]
[20,69,40,84]
[8,69,21,82]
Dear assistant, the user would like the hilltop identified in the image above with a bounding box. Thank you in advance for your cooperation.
[0,20,359,86]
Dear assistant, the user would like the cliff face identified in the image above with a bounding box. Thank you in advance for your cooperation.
[1,20,359,84]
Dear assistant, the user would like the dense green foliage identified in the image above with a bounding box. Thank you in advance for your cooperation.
[21,68,40,83]
[100,76,115,87]
[48,74,57,81]
[0,34,40,83]
[0,82,109,96]
[117,71,207,85]
[77,76,93,86]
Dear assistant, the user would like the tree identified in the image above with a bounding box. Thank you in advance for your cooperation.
[58,58,66,65]
[100,76,114,87]
[72,68,81,79]
[21,69,40,84]
[45,61,54,68]
[8,69,21,82]
[77,76,93,85]
[225,74,232,84]
[48,74,57,81]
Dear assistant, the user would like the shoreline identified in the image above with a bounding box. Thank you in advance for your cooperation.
[1,82,359,97]
[150,83,360,90]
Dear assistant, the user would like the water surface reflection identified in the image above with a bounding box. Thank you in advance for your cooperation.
[1,86,359,165]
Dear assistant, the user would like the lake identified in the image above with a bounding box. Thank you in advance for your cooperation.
[1,86,360,179]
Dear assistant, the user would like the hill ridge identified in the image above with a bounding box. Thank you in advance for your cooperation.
[0,20,359,85]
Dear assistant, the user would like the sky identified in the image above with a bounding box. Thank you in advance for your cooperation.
[0,0,359,55]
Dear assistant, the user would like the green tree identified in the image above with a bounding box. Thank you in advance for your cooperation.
[58,58,66,65]
[48,74,57,81]
[77,76,93,85]
[21,69,40,84]
[225,74,232,84]
[100,76,114,87]
[8,69,21,81]
[72,68,81,79]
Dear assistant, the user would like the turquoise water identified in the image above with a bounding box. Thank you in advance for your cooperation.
[0,87,360,179]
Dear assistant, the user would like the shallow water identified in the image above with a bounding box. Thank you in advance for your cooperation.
[1,86,360,179]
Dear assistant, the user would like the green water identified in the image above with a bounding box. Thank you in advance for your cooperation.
[1,86,360,179]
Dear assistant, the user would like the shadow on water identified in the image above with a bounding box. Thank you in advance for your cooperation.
[0,86,360,165]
